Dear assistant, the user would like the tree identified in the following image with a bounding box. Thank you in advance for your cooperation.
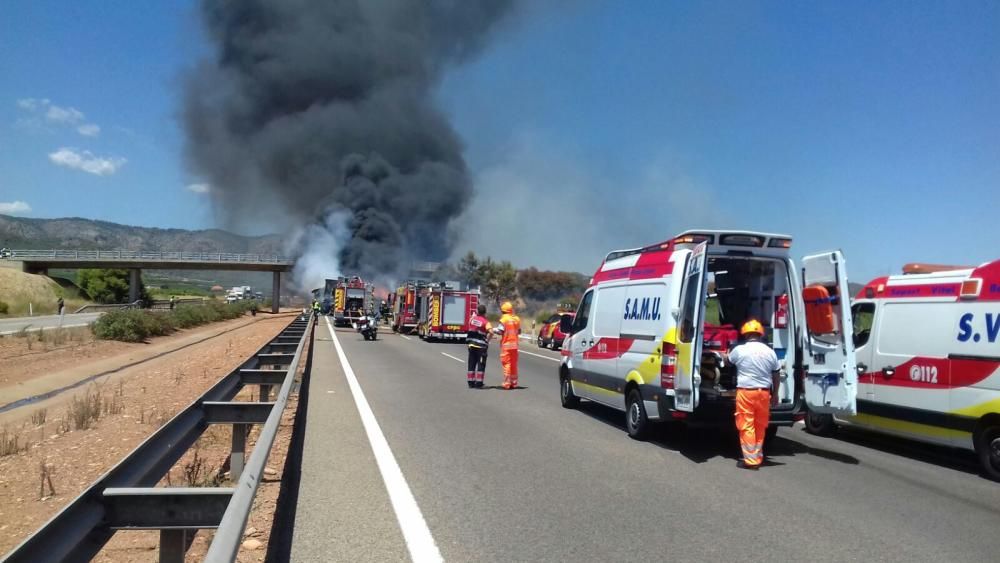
[456,251,481,287]
[77,269,149,304]
[516,267,589,300]
[481,260,517,309]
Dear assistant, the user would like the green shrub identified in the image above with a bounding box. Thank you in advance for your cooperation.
[0,301,8,315]
[92,302,252,342]
[534,310,554,326]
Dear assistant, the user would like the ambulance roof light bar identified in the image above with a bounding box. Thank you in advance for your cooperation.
[902,263,975,275]
[604,247,643,262]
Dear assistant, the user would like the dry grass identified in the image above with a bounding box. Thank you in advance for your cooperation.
[0,426,29,457]
[65,383,128,431]
[30,408,47,426]
[39,462,56,500]
[0,269,89,317]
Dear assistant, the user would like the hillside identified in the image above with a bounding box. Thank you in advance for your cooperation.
[0,215,284,254]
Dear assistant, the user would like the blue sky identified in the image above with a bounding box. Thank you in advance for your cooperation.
[1,1,998,281]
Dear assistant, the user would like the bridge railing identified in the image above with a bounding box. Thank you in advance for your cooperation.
[5,249,291,264]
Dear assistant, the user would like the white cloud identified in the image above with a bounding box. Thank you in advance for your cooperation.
[16,98,99,136]
[186,182,211,194]
[48,147,126,176]
[45,104,84,124]
[16,98,49,111]
[0,201,32,216]
[77,123,100,137]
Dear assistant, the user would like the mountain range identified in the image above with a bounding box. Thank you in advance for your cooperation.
[0,214,285,255]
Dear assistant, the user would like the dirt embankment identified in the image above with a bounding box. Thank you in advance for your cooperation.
[0,313,304,559]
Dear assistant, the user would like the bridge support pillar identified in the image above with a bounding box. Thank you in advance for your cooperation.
[129,268,141,304]
[272,271,280,314]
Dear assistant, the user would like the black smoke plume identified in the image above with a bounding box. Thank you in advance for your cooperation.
[183,0,515,283]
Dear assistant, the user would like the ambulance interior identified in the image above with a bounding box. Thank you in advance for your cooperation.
[699,256,794,404]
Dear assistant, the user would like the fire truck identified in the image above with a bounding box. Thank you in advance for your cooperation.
[325,276,374,327]
[416,283,480,341]
[391,281,424,334]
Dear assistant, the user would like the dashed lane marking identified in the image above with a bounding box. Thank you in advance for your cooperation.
[400,334,412,340]
[325,317,443,563]
[440,352,464,363]
[520,350,562,363]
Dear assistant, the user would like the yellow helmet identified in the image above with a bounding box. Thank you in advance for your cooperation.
[500,301,513,314]
[740,319,764,336]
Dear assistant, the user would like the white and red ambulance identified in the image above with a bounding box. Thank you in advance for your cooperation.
[560,229,858,440]
[806,260,1000,481]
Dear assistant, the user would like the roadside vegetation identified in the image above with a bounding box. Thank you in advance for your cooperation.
[432,252,588,323]
[76,269,151,304]
[91,300,255,342]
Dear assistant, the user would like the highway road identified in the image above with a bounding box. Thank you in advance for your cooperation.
[0,312,102,335]
[292,320,1000,562]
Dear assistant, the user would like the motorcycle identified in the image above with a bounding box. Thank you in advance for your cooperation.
[355,316,378,341]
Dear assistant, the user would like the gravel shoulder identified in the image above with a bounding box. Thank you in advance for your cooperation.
[0,313,299,556]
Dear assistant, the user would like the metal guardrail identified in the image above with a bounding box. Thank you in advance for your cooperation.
[73,298,208,314]
[2,313,313,563]
[5,249,292,264]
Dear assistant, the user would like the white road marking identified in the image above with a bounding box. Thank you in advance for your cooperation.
[399,334,412,340]
[520,349,562,363]
[440,352,464,363]
[0,323,90,336]
[325,317,443,563]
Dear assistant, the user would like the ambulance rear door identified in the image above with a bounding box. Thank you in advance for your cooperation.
[800,251,858,416]
[674,243,709,412]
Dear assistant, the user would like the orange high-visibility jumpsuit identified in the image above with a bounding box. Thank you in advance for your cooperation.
[498,313,521,389]
[735,389,770,467]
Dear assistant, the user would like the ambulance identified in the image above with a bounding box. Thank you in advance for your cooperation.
[560,229,858,441]
[806,260,1000,481]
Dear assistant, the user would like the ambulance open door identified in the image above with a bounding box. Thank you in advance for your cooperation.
[800,251,858,416]
[674,242,709,412]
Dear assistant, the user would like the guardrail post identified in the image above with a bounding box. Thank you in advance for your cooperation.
[231,423,248,480]
[272,271,281,314]
[159,529,187,563]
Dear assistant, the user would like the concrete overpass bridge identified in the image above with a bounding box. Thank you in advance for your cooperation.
[5,249,294,313]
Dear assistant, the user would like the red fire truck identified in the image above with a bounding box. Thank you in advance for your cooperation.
[327,276,374,327]
[416,284,480,342]
[391,281,423,334]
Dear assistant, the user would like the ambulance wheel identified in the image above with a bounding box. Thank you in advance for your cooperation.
[560,373,579,409]
[537,336,545,348]
[626,389,650,440]
[805,411,836,436]
[975,424,1000,482]
[547,339,556,350]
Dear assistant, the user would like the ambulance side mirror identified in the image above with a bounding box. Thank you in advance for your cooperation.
[671,307,680,321]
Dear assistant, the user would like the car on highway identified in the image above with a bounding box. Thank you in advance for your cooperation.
[537,312,574,350]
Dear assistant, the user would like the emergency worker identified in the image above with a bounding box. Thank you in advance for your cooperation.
[491,301,521,389]
[727,320,780,470]
[311,299,320,315]
[466,304,492,388]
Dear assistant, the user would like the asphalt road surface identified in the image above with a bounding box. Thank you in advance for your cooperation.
[0,312,102,335]
[292,320,1000,562]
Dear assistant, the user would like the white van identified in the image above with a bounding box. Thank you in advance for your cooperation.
[806,260,1000,480]
[560,230,858,441]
